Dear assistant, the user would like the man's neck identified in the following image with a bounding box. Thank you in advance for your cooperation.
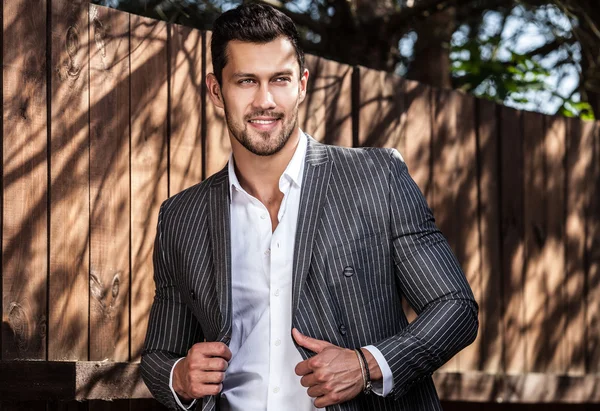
[231,128,301,203]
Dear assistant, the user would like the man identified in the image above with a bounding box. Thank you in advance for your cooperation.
[141,3,478,411]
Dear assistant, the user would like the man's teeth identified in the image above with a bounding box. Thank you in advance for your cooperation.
[250,119,277,124]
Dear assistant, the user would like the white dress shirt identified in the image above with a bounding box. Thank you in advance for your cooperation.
[170,131,393,410]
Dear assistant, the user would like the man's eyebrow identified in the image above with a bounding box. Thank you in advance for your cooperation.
[231,70,295,79]
[272,70,294,76]
[232,72,257,78]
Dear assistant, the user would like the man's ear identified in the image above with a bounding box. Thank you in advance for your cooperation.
[298,68,309,104]
[206,73,224,109]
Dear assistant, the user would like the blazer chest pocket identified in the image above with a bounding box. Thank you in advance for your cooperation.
[327,233,383,293]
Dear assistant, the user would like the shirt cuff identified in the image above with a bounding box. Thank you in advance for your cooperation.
[170,357,197,410]
[363,345,394,397]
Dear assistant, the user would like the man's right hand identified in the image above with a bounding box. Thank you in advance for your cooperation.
[173,342,232,401]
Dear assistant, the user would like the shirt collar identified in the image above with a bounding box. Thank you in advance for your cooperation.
[228,130,308,199]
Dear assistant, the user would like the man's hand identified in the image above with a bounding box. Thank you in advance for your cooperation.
[172,342,232,401]
[292,328,378,408]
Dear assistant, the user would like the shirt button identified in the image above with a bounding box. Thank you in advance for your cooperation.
[273,386,280,394]
[260,214,267,220]
[275,339,281,346]
[274,289,280,297]
[264,248,271,256]
[343,266,355,277]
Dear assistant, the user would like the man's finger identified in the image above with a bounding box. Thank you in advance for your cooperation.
[191,342,232,361]
[292,328,331,353]
[204,357,229,371]
[295,358,312,376]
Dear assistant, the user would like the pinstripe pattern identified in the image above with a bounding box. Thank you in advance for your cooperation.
[141,136,479,410]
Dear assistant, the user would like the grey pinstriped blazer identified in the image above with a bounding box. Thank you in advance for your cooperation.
[141,136,479,411]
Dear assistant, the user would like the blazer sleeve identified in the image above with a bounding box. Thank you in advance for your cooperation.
[372,149,479,400]
[141,204,204,410]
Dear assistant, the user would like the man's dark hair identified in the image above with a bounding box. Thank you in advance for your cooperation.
[210,3,305,85]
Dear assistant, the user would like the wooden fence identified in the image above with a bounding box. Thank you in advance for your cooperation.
[1,0,599,409]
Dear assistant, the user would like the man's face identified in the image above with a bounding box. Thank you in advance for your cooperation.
[208,37,308,156]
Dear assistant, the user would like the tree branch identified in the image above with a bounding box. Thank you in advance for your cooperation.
[255,0,325,34]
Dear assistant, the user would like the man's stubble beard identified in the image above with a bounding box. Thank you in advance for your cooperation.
[223,100,300,157]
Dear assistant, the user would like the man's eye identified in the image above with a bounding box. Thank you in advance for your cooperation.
[239,79,255,84]
[274,77,291,82]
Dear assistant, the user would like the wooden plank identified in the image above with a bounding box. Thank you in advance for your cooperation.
[564,118,592,375]
[431,87,457,372]
[170,25,204,188]
[477,98,503,373]
[0,361,76,400]
[129,15,169,362]
[128,400,168,411]
[204,30,229,179]
[2,360,600,403]
[89,4,130,362]
[88,401,129,411]
[47,400,89,411]
[543,115,567,373]
[0,361,150,401]
[434,371,600,404]
[402,79,432,202]
[500,106,526,374]
[522,111,546,373]
[356,66,404,147]
[0,402,48,411]
[299,54,352,146]
[48,0,89,362]
[587,121,600,373]
[2,0,48,360]
[452,91,481,372]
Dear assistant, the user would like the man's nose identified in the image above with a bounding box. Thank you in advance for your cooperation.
[252,85,276,110]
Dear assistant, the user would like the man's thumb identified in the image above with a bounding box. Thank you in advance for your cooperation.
[292,328,330,353]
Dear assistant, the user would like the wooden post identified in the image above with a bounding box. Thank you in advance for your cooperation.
[170,25,204,189]
[2,0,48,361]
[500,106,526,375]
[130,15,169,362]
[88,4,130,362]
[476,98,503,374]
[49,0,90,362]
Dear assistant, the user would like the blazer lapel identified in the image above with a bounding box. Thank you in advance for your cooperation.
[292,137,332,318]
[208,166,232,344]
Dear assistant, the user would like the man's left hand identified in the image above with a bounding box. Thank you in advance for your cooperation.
[292,328,368,408]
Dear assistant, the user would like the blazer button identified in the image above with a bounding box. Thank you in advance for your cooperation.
[189,290,196,300]
[343,266,354,277]
[338,324,347,336]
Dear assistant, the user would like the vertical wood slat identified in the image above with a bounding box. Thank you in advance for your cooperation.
[204,30,228,179]
[402,79,432,202]
[543,115,567,372]
[2,0,48,360]
[565,118,594,375]
[453,91,481,372]
[500,106,526,374]
[431,88,458,372]
[431,89,479,372]
[300,55,353,147]
[88,4,130,362]
[587,121,600,373]
[48,0,89,361]
[129,15,168,361]
[170,25,204,188]
[477,99,503,374]
[522,111,546,372]
[400,79,432,324]
[355,66,404,148]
